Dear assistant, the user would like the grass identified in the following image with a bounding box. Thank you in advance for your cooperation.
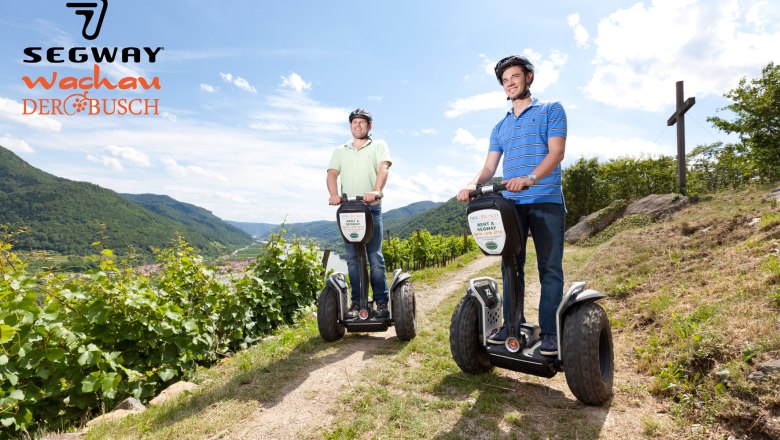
[318,247,606,440]
[573,185,780,437]
[66,185,780,439]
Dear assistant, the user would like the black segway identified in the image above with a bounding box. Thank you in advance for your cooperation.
[317,194,416,341]
[449,184,613,405]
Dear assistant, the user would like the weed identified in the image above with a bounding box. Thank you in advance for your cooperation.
[640,415,662,436]
[758,211,780,230]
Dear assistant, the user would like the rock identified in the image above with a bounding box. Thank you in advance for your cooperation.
[564,199,628,244]
[748,371,766,381]
[765,187,780,202]
[623,193,690,218]
[113,397,146,412]
[86,409,138,427]
[760,359,780,374]
[764,416,780,439]
[149,381,198,406]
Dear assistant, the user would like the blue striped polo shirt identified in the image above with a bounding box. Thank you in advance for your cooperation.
[488,98,567,205]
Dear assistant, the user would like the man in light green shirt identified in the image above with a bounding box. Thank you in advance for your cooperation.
[326,108,392,319]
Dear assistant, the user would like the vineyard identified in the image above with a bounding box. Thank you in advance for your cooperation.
[0,228,324,438]
[383,229,476,272]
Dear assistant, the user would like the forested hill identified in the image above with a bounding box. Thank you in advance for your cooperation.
[121,194,250,245]
[0,146,252,256]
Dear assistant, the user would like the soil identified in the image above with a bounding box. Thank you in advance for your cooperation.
[235,254,662,440]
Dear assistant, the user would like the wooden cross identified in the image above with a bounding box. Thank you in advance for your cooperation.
[666,81,695,195]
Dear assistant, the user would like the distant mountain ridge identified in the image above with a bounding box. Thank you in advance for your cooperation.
[229,200,444,254]
[0,145,252,256]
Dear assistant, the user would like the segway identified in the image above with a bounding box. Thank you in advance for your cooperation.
[449,184,613,405]
[317,194,416,342]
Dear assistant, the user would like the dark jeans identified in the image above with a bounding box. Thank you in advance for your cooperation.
[501,203,565,336]
[344,204,389,304]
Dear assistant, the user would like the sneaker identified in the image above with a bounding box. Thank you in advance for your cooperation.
[374,301,389,319]
[539,334,558,356]
[345,302,360,319]
[487,325,507,344]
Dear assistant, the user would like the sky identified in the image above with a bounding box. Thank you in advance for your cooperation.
[0,0,778,224]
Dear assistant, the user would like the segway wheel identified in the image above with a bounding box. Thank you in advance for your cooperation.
[317,286,345,342]
[561,302,614,405]
[449,296,492,374]
[392,282,416,341]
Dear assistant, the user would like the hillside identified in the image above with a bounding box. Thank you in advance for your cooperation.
[225,220,277,238]
[229,200,441,253]
[0,146,251,256]
[122,194,250,245]
[84,186,780,439]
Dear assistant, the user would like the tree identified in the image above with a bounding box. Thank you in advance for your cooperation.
[707,62,780,183]
[563,157,607,228]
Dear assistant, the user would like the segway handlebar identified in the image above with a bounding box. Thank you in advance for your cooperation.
[468,183,508,198]
[340,193,383,203]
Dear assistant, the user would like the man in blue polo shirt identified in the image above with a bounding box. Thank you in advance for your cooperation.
[456,55,566,356]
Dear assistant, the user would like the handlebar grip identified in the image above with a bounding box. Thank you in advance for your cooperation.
[468,183,508,198]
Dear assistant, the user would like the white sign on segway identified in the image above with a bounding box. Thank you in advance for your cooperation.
[339,212,367,243]
[467,209,506,255]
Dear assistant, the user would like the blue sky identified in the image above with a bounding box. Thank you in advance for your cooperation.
[1,0,777,224]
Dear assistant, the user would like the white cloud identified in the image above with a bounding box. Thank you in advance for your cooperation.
[387,166,473,207]
[220,72,257,94]
[280,73,312,93]
[585,0,780,112]
[445,91,506,118]
[249,86,348,136]
[87,154,123,171]
[105,145,151,167]
[451,128,488,152]
[84,145,150,172]
[564,135,674,167]
[567,13,590,48]
[0,134,34,154]
[200,83,217,93]
[162,158,229,183]
[0,97,62,132]
[161,112,178,122]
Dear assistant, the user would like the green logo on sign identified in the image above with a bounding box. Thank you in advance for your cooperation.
[350,233,359,239]
[485,241,498,250]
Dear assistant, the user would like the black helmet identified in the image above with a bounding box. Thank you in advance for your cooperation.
[494,55,534,85]
[349,108,372,123]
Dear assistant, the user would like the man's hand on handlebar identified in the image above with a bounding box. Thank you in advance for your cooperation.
[328,195,342,206]
[502,176,533,192]
[456,184,477,202]
[362,191,381,203]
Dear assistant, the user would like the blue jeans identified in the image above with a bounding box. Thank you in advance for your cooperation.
[344,204,389,304]
[501,203,565,336]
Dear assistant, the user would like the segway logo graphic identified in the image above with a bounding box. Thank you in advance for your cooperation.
[66,1,108,40]
[19,1,162,117]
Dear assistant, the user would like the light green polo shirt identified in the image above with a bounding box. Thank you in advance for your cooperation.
[328,138,392,200]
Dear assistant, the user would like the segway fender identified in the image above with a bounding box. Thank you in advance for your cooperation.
[390,268,412,292]
[326,273,349,319]
[556,281,607,361]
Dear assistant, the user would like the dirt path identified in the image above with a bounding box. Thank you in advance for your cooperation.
[236,254,660,440]
[236,255,500,440]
